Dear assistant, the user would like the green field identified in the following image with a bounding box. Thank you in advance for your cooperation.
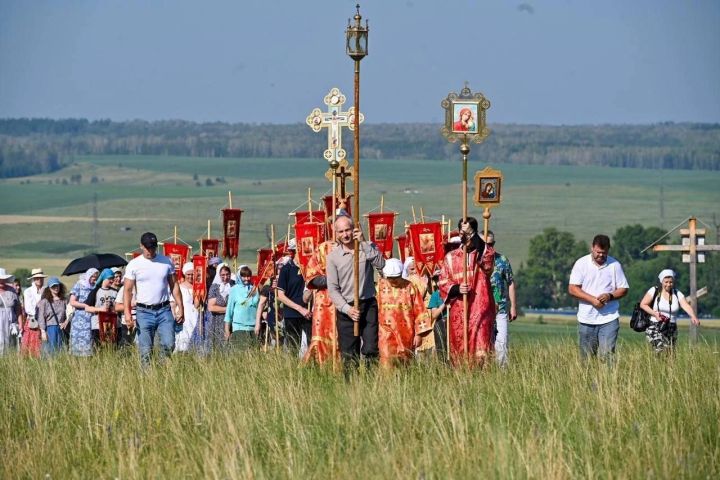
[1,155,718,279]
[1,324,718,479]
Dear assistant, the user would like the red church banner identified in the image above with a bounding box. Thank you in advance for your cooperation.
[222,208,243,258]
[368,212,396,259]
[396,234,409,263]
[163,242,190,279]
[408,222,444,276]
[201,238,220,258]
[256,248,275,286]
[295,210,326,225]
[294,222,326,272]
[322,194,353,221]
[192,255,208,303]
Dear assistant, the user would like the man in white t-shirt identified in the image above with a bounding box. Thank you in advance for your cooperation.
[568,234,629,362]
[123,232,184,366]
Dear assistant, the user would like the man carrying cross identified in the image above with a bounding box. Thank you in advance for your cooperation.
[326,215,385,371]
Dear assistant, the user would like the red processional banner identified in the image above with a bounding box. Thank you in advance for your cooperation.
[256,248,275,286]
[368,212,396,259]
[294,222,326,272]
[192,255,208,303]
[201,238,220,258]
[98,311,118,344]
[395,234,409,263]
[408,222,444,276]
[163,243,190,279]
[295,210,326,225]
[222,208,243,258]
[322,194,353,220]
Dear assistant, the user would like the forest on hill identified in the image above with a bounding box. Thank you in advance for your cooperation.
[1,118,718,178]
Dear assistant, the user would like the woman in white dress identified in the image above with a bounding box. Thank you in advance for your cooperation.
[174,262,199,353]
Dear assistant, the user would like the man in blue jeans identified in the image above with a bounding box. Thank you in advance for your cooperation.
[568,234,629,362]
[123,232,184,367]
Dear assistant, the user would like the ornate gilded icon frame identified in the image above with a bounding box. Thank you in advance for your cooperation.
[474,166,503,206]
[441,84,491,144]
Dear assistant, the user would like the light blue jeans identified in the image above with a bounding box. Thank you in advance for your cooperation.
[578,318,619,363]
[136,305,175,367]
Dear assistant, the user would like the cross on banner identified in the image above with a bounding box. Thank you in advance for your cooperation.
[306,87,364,164]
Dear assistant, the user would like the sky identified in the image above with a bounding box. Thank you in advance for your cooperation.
[1,0,718,125]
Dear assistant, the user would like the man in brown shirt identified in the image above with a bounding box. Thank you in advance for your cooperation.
[326,215,385,369]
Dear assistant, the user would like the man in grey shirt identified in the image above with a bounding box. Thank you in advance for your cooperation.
[326,215,385,369]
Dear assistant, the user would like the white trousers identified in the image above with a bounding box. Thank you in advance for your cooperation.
[494,312,509,367]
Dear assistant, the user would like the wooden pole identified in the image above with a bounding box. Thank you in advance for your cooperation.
[308,187,313,221]
[332,165,338,241]
[174,225,177,244]
[461,139,470,357]
[207,220,211,239]
[412,205,417,224]
[353,59,361,338]
[271,225,280,351]
[420,208,425,223]
[228,191,233,209]
[689,217,698,344]
[483,207,491,244]
[380,195,384,213]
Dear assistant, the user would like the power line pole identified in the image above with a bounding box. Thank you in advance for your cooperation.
[92,191,99,251]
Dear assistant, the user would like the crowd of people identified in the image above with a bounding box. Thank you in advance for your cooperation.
[0,216,701,369]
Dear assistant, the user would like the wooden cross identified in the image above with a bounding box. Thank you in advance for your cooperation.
[335,164,353,198]
[306,87,363,164]
[652,216,720,344]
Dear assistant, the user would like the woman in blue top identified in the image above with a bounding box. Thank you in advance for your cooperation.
[224,265,259,350]
[69,268,99,356]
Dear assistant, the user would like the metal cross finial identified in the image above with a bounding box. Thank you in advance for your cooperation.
[306,87,363,164]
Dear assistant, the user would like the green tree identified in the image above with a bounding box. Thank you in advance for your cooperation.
[515,228,587,308]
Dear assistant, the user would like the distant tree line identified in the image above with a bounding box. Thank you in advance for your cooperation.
[515,225,720,317]
[1,118,718,178]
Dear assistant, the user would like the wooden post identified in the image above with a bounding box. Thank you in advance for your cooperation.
[228,191,232,209]
[461,139,470,357]
[352,59,361,338]
[271,225,280,351]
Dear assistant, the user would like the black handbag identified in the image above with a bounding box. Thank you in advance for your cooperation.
[630,303,650,332]
[630,286,661,332]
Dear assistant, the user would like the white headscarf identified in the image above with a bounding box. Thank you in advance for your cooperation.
[402,257,415,280]
[85,268,100,288]
[658,269,675,282]
[212,263,232,298]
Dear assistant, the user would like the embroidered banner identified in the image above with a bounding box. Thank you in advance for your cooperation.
[192,255,207,303]
[222,208,243,258]
[201,238,220,258]
[396,233,409,263]
[256,248,275,287]
[294,222,326,272]
[322,194,353,221]
[408,222,444,276]
[295,210,326,225]
[368,212,396,259]
[98,311,118,344]
[163,243,190,279]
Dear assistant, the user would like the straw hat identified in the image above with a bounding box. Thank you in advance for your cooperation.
[28,268,48,280]
[0,268,15,282]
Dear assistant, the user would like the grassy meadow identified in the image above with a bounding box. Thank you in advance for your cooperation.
[1,154,719,278]
[1,319,718,479]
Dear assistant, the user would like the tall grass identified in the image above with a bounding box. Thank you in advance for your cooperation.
[1,341,718,479]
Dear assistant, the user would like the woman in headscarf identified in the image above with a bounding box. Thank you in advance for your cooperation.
[224,265,260,350]
[85,268,118,348]
[0,269,22,355]
[639,269,699,353]
[206,263,234,350]
[69,268,100,356]
[174,262,200,353]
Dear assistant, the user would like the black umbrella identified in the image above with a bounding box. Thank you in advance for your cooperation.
[62,253,128,276]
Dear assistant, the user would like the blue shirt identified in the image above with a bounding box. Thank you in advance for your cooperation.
[224,282,259,331]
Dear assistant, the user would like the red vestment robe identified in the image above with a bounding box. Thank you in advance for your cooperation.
[376,277,432,367]
[438,245,496,366]
[302,241,339,366]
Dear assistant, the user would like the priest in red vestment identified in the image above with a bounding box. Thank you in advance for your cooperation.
[302,241,339,366]
[377,258,432,368]
[437,217,496,366]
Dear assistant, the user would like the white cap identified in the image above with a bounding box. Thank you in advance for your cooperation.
[382,258,404,278]
[287,238,297,250]
[182,262,194,274]
[658,269,675,282]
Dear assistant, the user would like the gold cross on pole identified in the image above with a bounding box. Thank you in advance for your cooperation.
[306,87,363,164]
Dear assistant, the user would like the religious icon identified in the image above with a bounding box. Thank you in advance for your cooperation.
[301,237,314,256]
[419,233,436,255]
[170,253,182,271]
[226,220,237,237]
[374,224,388,241]
[452,102,478,133]
[474,167,503,205]
[205,248,216,258]
[194,267,203,280]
